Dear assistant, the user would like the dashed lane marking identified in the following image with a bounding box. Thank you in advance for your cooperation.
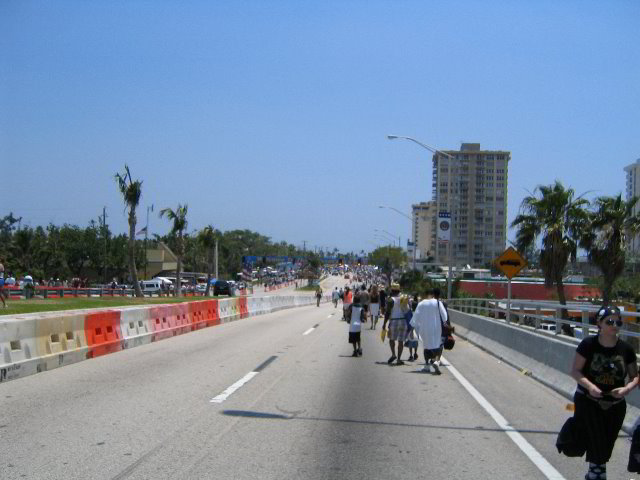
[303,324,319,336]
[210,356,278,404]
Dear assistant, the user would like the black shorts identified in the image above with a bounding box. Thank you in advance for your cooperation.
[349,332,361,344]
[423,347,443,359]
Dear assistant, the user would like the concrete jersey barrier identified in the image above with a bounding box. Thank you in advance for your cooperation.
[449,309,640,430]
[0,293,326,384]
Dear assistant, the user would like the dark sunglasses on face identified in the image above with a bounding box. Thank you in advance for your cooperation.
[604,317,623,327]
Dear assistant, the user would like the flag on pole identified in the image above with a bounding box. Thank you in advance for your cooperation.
[136,226,148,236]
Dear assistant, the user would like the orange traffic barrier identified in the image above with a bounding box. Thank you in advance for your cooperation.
[188,301,208,330]
[85,310,123,358]
[237,297,248,318]
[149,304,192,341]
[207,299,220,326]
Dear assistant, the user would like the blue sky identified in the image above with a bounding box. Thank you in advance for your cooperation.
[2,1,639,254]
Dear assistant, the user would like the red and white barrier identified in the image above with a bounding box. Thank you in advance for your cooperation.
[0,293,329,383]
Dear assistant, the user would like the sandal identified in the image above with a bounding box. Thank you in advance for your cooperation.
[387,355,397,364]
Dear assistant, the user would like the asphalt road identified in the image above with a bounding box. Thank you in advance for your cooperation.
[0,296,636,480]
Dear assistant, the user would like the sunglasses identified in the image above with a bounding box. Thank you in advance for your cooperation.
[603,317,623,327]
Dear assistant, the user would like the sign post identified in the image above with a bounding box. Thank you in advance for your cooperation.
[437,212,452,299]
[494,247,527,323]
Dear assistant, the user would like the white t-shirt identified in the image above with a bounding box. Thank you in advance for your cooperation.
[349,306,363,333]
[410,299,448,350]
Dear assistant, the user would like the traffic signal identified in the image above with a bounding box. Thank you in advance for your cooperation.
[339,258,343,265]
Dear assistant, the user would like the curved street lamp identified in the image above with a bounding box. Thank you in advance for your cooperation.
[386,134,455,299]
[379,205,416,270]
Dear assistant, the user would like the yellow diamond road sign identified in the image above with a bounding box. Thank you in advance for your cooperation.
[495,247,527,280]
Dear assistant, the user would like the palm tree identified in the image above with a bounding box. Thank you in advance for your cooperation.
[510,181,590,321]
[159,204,188,297]
[580,194,640,305]
[115,165,143,297]
[198,225,216,296]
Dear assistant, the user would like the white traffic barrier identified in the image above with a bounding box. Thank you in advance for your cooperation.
[120,307,153,349]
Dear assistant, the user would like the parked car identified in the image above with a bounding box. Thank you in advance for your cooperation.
[213,280,231,296]
[196,284,207,294]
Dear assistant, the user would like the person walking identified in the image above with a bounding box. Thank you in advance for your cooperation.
[359,284,370,316]
[405,294,420,361]
[331,287,340,308]
[382,283,409,365]
[342,286,353,321]
[410,288,448,374]
[315,286,323,307]
[369,285,380,330]
[347,293,366,356]
[379,286,387,317]
[566,305,638,480]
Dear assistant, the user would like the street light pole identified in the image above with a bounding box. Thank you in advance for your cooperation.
[387,134,456,299]
[379,205,416,271]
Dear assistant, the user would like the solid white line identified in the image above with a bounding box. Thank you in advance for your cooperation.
[442,355,566,480]
[303,327,315,336]
[210,371,259,404]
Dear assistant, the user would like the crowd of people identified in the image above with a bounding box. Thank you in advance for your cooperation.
[335,282,452,372]
[330,280,640,479]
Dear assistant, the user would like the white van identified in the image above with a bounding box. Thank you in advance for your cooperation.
[141,280,162,294]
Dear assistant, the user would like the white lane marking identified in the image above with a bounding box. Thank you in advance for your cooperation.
[442,355,566,480]
[303,327,315,336]
[210,371,259,404]
[327,314,334,318]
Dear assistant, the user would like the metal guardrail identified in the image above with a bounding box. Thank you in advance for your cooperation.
[2,286,254,299]
[447,297,640,342]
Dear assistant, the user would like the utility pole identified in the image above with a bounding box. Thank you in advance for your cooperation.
[144,204,153,279]
[215,238,219,279]
[102,206,108,284]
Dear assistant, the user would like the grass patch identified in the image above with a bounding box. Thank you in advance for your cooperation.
[296,285,319,292]
[0,296,231,316]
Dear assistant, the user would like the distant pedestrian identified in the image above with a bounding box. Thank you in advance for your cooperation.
[342,286,353,321]
[347,293,366,357]
[564,305,638,480]
[359,284,370,314]
[382,283,409,365]
[332,287,340,308]
[369,285,380,330]
[410,288,448,374]
[379,287,387,316]
[315,286,323,307]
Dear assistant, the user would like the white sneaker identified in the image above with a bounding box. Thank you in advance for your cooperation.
[421,365,432,373]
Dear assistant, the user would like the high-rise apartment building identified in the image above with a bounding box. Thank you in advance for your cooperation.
[411,201,436,260]
[624,159,640,252]
[432,143,510,267]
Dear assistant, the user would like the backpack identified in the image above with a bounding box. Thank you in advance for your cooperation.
[438,300,455,350]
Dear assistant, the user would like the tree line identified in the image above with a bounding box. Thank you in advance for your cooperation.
[0,213,309,287]
[511,180,640,309]
[0,164,361,297]
[0,166,319,296]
